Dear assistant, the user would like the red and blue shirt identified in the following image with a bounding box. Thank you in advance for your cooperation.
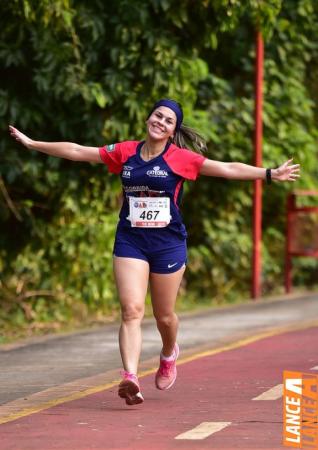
[99,141,206,239]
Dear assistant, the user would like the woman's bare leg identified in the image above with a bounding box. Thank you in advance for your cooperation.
[113,257,149,374]
[149,266,185,357]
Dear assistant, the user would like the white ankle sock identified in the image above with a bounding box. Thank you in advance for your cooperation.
[161,350,176,361]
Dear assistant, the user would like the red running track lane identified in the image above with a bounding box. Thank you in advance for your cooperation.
[1,326,318,450]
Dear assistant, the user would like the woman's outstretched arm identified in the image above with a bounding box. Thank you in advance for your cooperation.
[200,158,300,182]
[9,125,102,163]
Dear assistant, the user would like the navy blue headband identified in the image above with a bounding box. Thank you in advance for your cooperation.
[148,99,183,132]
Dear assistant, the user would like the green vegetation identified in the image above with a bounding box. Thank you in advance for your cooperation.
[1,0,318,341]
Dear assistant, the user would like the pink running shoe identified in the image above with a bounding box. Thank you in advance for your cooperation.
[118,371,144,405]
[155,343,179,390]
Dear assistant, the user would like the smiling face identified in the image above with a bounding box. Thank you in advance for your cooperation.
[146,106,177,142]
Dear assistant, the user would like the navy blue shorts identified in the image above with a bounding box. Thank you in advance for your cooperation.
[113,228,187,274]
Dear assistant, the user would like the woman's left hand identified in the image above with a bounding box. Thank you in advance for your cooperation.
[272,159,300,182]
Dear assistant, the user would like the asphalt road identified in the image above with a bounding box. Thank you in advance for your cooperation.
[1,314,318,449]
[1,292,317,405]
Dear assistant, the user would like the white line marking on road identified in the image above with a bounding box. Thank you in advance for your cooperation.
[252,384,283,400]
[310,366,318,370]
[175,422,231,440]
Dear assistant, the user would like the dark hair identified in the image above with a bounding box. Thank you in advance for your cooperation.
[172,124,207,154]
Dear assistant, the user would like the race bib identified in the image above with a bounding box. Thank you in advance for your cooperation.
[128,197,170,228]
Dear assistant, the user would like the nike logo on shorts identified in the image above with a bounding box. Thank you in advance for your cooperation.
[168,262,178,268]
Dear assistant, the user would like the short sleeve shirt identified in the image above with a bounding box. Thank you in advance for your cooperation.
[99,140,206,239]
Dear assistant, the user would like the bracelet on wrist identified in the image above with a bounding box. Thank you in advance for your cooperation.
[266,168,272,185]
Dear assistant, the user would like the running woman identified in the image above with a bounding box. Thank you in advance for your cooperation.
[9,99,300,405]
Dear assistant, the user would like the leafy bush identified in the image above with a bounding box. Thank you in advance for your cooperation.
[1,0,318,337]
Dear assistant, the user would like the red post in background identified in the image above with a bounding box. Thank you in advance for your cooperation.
[252,31,264,299]
[285,194,295,293]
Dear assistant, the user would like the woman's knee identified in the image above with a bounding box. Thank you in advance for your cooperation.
[154,312,178,328]
[120,302,144,322]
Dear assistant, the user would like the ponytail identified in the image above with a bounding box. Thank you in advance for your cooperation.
[172,124,207,154]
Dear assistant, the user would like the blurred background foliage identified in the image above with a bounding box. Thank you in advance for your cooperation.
[1,0,318,340]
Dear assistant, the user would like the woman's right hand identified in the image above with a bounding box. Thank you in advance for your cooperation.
[9,125,33,148]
